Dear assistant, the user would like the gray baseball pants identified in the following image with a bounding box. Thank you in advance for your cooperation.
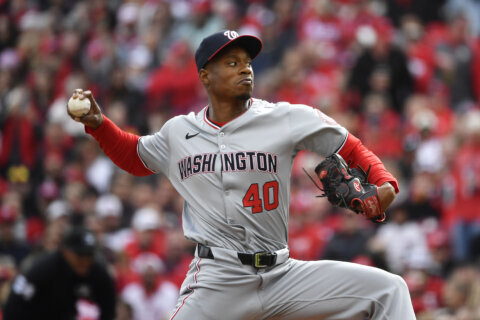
[169,245,415,320]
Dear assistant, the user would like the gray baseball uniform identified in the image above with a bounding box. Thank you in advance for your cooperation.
[139,99,345,252]
[138,99,415,320]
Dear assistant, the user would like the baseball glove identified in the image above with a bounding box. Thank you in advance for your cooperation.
[306,153,385,223]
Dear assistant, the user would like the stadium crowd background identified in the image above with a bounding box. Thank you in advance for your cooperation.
[1,0,480,319]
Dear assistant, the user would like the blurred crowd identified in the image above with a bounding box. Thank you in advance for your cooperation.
[1,0,480,319]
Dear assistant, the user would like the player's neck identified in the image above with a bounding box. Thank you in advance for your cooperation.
[208,98,250,124]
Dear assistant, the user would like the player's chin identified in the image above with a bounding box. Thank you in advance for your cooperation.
[235,88,253,101]
[235,92,252,101]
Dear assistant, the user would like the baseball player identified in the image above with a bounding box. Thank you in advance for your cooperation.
[68,31,415,319]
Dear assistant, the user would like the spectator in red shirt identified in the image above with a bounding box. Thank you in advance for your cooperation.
[434,13,476,112]
[146,41,202,116]
[404,268,444,315]
[357,93,403,159]
[400,15,436,94]
[124,207,167,262]
[121,253,178,320]
[0,87,38,172]
[446,109,480,262]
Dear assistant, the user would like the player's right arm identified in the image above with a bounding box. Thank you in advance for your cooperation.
[66,89,154,177]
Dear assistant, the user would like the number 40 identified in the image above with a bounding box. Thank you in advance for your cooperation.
[242,180,279,214]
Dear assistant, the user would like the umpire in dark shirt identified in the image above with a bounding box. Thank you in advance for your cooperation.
[4,226,116,320]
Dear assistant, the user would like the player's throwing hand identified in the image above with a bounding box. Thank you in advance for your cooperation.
[66,89,103,129]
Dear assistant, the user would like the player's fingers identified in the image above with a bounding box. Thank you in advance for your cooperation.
[82,91,97,112]
[78,90,89,100]
[72,88,83,99]
[83,90,101,113]
[73,88,83,99]
[79,91,104,128]
[82,90,91,98]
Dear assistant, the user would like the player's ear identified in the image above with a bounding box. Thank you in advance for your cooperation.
[199,69,210,86]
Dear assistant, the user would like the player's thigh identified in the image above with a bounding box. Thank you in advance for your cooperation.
[261,259,406,319]
[169,257,263,320]
[170,286,265,320]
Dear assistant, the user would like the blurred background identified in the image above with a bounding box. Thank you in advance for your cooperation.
[1,0,480,319]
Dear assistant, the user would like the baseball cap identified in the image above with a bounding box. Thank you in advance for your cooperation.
[46,200,71,221]
[131,252,165,274]
[95,194,122,218]
[62,227,97,255]
[194,30,263,72]
[131,207,162,231]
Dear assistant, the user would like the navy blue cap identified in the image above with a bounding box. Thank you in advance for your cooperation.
[194,30,263,72]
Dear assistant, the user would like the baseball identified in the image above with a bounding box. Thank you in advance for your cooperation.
[68,96,91,117]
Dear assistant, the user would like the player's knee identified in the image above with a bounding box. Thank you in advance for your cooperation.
[393,275,408,291]
[389,273,410,297]
[374,270,409,296]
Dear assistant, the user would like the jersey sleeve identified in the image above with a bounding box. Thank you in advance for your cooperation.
[138,119,172,175]
[338,133,400,192]
[288,104,347,156]
[86,117,154,177]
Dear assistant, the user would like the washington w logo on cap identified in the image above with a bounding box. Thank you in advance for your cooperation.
[194,30,263,72]
[224,30,239,40]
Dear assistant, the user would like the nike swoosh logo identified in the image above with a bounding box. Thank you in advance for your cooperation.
[185,132,200,140]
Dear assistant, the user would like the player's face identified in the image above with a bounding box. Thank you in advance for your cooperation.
[62,248,94,276]
[203,46,254,101]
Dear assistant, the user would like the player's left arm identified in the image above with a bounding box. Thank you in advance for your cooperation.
[287,104,397,212]
[337,133,398,212]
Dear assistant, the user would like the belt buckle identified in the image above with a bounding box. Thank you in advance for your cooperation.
[254,252,277,268]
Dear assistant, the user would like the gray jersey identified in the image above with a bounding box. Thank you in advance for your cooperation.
[138,98,347,252]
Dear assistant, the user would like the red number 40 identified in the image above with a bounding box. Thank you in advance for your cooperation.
[242,180,279,214]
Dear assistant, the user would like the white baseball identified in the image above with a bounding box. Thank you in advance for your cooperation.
[68,96,91,117]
